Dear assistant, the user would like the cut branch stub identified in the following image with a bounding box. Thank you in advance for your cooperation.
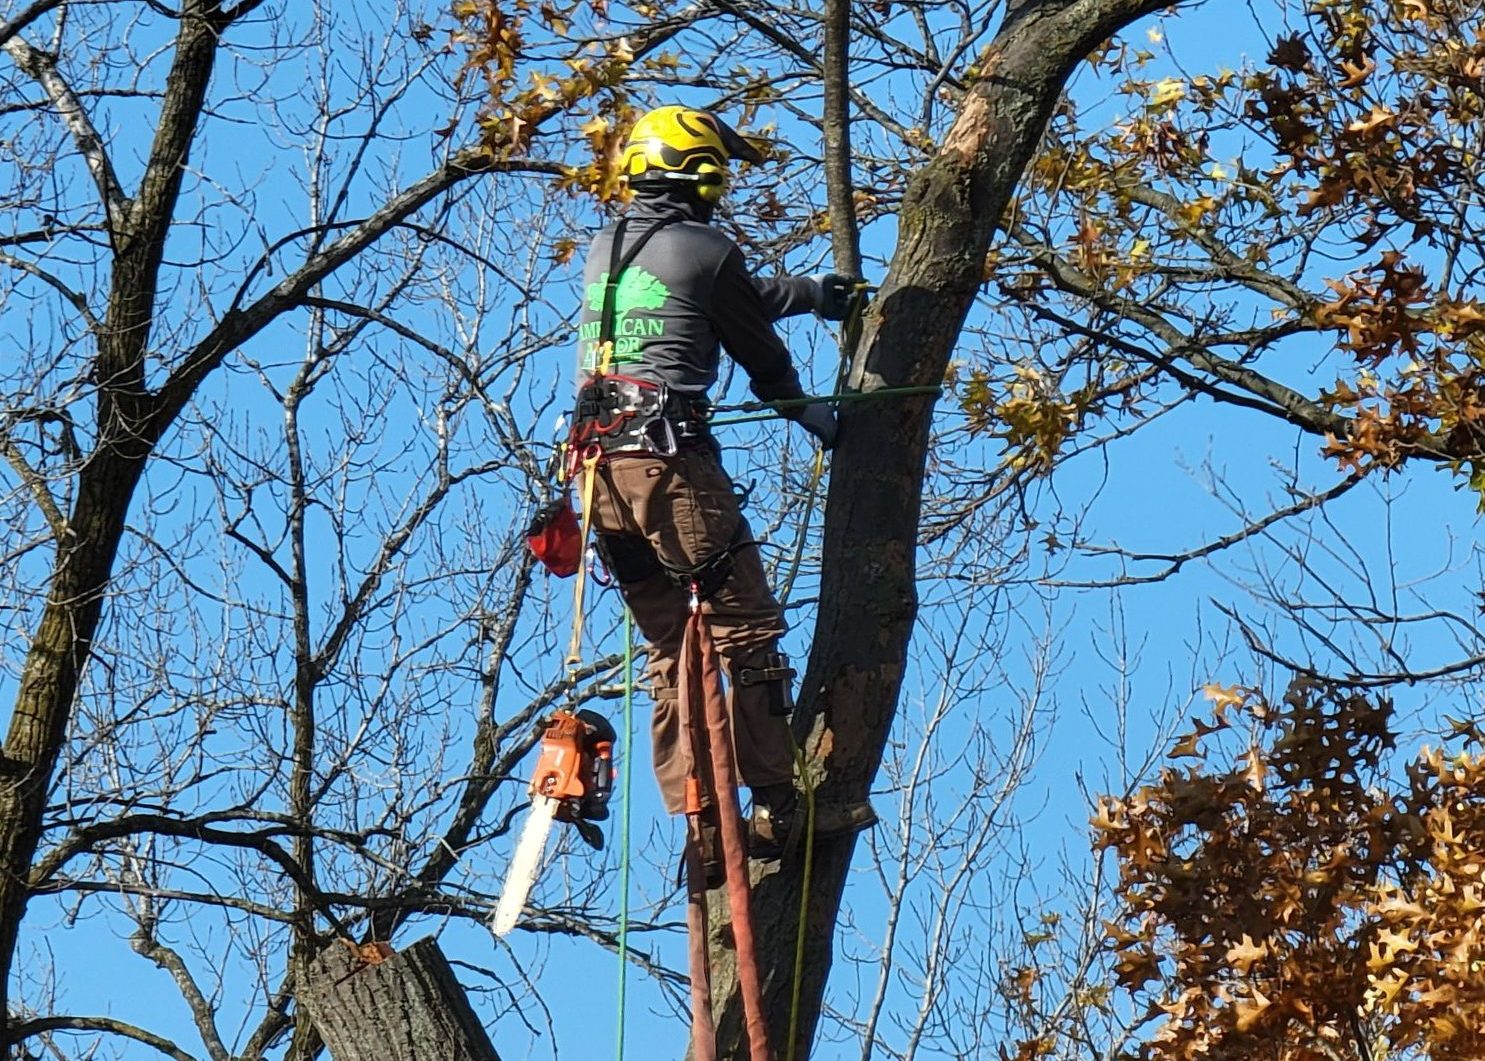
[297,937,502,1061]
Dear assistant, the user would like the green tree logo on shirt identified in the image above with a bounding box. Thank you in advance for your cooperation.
[587,267,670,319]
[582,267,671,367]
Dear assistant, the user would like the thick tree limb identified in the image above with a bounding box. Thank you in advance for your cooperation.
[708,2,1187,1056]
[822,0,862,276]
[4,1014,202,1061]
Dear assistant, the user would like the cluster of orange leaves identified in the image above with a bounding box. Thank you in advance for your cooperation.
[1094,678,1485,1059]
[451,0,646,201]
[1315,252,1485,485]
[1240,7,1485,486]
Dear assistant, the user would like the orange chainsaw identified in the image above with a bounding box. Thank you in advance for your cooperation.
[491,709,615,936]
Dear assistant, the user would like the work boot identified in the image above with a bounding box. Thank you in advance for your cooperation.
[748,784,877,861]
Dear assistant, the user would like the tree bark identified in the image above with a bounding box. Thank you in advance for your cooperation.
[703,0,1186,1056]
[0,452,148,1034]
[0,3,229,1030]
[297,938,502,1061]
[822,0,862,278]
[0,5,504,1034]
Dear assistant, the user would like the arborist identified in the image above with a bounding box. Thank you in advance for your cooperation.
[570,104,876,880]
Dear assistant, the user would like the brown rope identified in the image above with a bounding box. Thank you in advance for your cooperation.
[678,605,773,1061]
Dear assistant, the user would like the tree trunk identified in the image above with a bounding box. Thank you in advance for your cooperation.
[297,937,502,1061]
[704,1,1184,1056]
[0,453,148,1031]
[0,3,228,1032]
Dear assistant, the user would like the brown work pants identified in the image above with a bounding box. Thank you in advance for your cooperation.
[589,444,795,814]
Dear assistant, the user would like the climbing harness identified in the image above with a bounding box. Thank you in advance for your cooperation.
[569,375,711,464]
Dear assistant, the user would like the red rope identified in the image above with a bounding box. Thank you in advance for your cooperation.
[678,606,773,1061]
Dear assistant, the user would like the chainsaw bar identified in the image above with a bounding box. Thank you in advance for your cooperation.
[491,794,558,937]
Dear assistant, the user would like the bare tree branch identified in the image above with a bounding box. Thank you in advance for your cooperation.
[5,1014,203,1061]
[2,33,129,236]
[0,432,69,541]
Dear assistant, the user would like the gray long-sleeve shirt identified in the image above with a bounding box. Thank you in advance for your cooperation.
[576,197,818,404]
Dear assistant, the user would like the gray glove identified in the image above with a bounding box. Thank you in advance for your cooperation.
[810,273,859,322]
[795,402,838,449]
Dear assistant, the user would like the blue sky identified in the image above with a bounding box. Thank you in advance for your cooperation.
[8,1,1484,1058]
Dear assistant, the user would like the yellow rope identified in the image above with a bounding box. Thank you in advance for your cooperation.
[784,283,871,1060]
[778,450,827,1061]
[565,450,601,676]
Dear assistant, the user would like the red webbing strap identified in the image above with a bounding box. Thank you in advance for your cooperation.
[697,614,773,1061]
[683,847,717,1061]
[679,608,718,1061]
[678,607,773,1061]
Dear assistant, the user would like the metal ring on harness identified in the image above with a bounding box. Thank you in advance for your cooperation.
[566,441,604,482]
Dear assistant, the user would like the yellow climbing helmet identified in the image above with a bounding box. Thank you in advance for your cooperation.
[619,105,763,203]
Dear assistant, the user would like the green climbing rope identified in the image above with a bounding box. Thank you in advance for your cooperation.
[706,385,941,429]
[615,609,634,1061]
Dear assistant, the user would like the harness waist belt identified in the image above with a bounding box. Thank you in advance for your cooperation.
[569,374,710,457]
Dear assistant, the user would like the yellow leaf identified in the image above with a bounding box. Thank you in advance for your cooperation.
[1151,78,1186,108]
[1348,104,1397,134]
[1225,934,1268,975]
[1202,683,1245,709]
[1176,195,1217,226]
[1366,968,1408,1012]
[1234,986,1271,1031]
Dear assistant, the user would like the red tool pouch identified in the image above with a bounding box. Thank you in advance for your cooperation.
[526,495,583,577]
